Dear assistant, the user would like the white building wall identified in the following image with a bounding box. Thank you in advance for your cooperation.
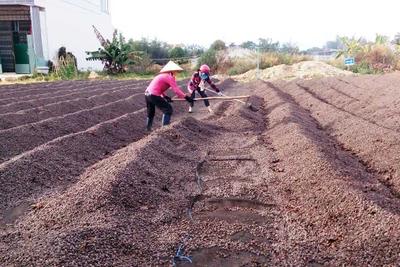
[39,9,49,61]
[34,0,113,70]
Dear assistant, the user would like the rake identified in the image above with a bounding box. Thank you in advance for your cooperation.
[173,88,258,111]
[172,95,258,111]
[204,88,258,111]
[173,95,250,101]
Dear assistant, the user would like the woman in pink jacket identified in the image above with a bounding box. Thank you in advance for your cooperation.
[144,61,194,131]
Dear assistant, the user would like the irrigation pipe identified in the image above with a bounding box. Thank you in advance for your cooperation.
[171,160,206,264]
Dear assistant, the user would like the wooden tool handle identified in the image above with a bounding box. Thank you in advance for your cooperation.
[172,95,250,101]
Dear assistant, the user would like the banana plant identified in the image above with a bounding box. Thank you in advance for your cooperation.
[86,29,143,74]
[363,34,390,53]
[374,34,389,45]
[334,36,364,59]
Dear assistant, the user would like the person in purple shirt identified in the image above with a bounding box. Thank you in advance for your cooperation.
[144,61,194,131]
[187,64,221,113]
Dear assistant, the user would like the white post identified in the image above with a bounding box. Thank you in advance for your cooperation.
[256,46,260,79]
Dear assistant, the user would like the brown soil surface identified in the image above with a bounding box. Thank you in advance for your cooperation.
[1,62,400,266]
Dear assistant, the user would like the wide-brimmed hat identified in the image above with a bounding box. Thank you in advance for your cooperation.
[159,60,184,73]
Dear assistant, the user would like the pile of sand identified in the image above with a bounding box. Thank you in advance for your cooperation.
[232,61,357,82]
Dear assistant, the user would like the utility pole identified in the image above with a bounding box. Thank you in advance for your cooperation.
[256,46,260,79]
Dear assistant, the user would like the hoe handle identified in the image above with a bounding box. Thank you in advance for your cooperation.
[173,95,250,101]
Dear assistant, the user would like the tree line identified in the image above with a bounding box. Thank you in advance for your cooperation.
[85,29,400,75]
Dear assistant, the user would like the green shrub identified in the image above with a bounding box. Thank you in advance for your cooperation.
[198,49,217,72]
[261,61,271,69]
[129,56,155,75]
[276,53,293,65]
[362,44,394,65]
[58,55,78,80]
[226,58,254,75]
[349,61,371,74]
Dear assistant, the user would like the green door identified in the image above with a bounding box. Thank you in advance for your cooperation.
[14,43,30,74]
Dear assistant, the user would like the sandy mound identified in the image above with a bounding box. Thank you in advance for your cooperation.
[232,61,357,82]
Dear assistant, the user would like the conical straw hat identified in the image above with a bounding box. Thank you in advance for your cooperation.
[159,60,184,73]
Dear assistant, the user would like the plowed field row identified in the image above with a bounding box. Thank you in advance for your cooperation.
[0,80,132,104]
[0,79,188,212]
[0,87,135,129]
[0,80,148,113]
[0,80,144,98]
[1,74,400,266]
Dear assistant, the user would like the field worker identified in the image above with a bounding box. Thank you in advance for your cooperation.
[145,60,194,131]
[187,64,222,113]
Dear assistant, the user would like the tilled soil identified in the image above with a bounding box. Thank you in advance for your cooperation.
[1,70,400,266]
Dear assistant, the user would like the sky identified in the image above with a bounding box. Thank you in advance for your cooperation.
[110,0,399,51]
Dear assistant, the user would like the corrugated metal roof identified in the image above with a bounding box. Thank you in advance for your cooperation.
[0,4,31,20]
[0,0,34,5]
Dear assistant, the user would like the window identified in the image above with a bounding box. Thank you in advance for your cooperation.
[101,0,109,14]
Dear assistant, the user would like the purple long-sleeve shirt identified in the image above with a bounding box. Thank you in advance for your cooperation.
[187,70,218,93]
[145,73,186,98]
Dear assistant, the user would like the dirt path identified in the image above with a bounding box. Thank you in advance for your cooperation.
[1,70,400,266]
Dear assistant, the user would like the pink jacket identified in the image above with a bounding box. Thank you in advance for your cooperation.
[145,73,186,98]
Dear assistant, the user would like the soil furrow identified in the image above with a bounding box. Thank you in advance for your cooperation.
[0,79,141,98]
[0,79,188,113]
[264,78,400,265]
[164,92,278,266]
[0,118,202,266]
[1,71,400,266]
[0,86,131,113]
[0,93,146,163]
[0,87,135,129]
[280,81,400,192]
[0,108,149,212]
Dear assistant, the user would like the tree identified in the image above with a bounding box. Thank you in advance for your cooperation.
[335,36,365,59]
[169,46,186,58]
[304,47,324,55]
[240,41,257,50]
[324,35,342,50]
[129,37,150,54]
[148,39,169,64]
[210,40,226,51]
[280,41,300,54]
[169,46,189,64]
[391,32,400,46]
[183,44,204,57]
[362,34,390,53]
[258,38,280,52]
[86,27,142,74]
[374,34,389,45]
[197,49,217,72]
[391,32,400,54]
[128,37,169,64]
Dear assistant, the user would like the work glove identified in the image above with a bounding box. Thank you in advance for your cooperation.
[164,96,173,102]
[185,95,195,103]
[215,88,221,93]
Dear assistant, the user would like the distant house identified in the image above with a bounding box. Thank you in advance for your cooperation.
[312,49,339,61]
[0,0,113,74]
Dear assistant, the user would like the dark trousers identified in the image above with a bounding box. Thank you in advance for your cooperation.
[190,88,209,107]
[145,94,173,119]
